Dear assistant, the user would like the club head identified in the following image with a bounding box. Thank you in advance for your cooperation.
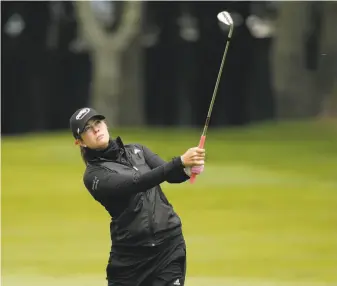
[217,11,233,26]
[217,11,234,38]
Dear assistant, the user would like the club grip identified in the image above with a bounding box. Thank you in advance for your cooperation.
[189,135,206,184]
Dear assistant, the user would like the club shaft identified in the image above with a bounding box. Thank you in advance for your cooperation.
[190,12,233,184]
[201,35,232,137]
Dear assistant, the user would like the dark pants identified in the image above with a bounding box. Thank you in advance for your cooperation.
[107,235,186,286]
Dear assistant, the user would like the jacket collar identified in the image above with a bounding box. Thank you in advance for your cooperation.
[85,136,125,163]
[115,136,125,150]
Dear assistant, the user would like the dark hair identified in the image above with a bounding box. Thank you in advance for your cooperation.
[80,146,89,166]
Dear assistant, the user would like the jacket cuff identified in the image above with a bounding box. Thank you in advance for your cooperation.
[179,156,186,167]
[183,167,191,177]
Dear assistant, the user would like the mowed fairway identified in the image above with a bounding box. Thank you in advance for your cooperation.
[2,120,337,286]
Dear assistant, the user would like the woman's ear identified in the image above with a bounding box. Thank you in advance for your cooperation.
[76,139,87,148]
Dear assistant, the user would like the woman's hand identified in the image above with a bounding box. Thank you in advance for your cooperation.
[191,165,204,174]
[181,147,205,167]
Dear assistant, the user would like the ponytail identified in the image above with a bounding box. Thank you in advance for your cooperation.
[80,146,88,166]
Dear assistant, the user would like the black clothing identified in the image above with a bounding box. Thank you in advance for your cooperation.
[82,137,189,283]
[107,234,186,286]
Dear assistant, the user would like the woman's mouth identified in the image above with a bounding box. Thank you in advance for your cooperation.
[97,134,104,141]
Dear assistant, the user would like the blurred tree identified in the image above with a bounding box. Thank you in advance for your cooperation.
[74,1,144,126]
[317,2,337,118]
[272,2,319,119]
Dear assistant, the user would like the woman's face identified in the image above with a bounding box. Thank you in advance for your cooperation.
[79,118,110,149]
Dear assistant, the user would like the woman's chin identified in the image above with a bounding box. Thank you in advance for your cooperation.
[96,137,109,148]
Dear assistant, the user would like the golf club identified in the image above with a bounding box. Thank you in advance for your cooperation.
[190,11,234,184]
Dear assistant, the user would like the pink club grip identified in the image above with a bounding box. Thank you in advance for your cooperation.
[190,135,206,184]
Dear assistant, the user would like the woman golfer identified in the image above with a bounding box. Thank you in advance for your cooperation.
[69,107,205,286]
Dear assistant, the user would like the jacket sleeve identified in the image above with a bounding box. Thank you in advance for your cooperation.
[84,157,185,199]
[139,144,190,183]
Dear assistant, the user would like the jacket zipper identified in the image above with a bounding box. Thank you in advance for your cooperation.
[120,148,155,246]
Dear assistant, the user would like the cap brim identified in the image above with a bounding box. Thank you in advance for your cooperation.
[77,114,105,136]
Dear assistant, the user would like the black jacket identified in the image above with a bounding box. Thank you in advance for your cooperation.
[83,137,189,249]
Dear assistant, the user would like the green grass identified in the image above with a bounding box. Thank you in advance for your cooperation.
[2,120,337,284]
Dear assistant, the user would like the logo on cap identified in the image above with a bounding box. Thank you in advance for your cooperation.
[76,108,90,120]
